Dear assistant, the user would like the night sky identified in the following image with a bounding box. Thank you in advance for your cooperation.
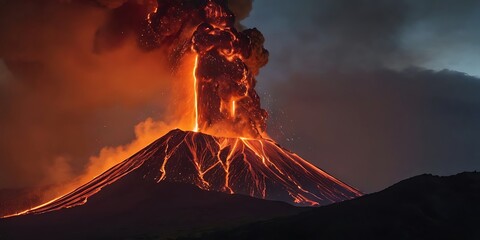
[1,0,480,193]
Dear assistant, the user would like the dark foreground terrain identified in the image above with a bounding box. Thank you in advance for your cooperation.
[1,172,479,240]
[0,175,303,240]
[190,172,480,240]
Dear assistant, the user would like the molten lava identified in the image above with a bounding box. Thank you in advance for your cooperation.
[193,55,200,132]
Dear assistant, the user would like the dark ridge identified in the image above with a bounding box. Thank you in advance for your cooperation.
[188,172,480,240]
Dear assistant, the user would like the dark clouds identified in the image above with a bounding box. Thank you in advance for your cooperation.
[246,0,480,80]
[308,0,480,70]
[245,0,480,192]
[268,68,480,192]
[309,0,411,70]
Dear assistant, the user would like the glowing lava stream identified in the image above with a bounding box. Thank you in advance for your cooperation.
[231,100,236,118]
[193,55,199,132]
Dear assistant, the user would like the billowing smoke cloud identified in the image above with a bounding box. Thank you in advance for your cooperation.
[228,0,253,28]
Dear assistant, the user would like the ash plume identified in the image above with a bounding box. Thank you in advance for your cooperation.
[138,0,269,137]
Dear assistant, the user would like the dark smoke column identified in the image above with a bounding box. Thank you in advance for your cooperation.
[192,1,269,138]
[142,0,269,138]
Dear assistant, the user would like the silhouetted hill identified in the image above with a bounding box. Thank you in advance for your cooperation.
[0,176,303,240]
[190,172,480,240]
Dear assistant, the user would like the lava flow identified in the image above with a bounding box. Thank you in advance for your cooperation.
[4,129,361,217]
[2,0,362,218]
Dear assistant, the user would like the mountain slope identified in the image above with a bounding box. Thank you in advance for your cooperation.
[4,129,360,217]
[191,172,480,240]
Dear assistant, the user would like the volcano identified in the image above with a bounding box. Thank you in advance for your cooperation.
[6,129,360,217]
[2,0,361,223]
